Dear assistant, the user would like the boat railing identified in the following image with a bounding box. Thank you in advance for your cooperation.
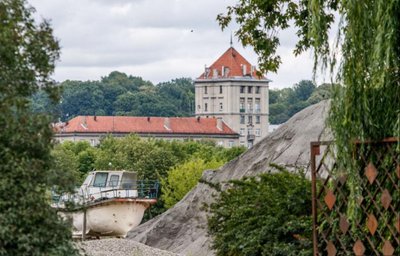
[53,180,159,207]
[92,180,159,201]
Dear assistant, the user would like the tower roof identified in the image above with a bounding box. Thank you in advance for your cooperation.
[198,47,264,79]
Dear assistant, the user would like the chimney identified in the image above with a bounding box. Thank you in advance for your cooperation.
[242,64,247,76]
[205,67,210,78]
[81,116,88,130]
[147,117,150,122]
[216,118,223,131]
[94,115,97,121]
[164,117,171,130]
[197,116,200,122]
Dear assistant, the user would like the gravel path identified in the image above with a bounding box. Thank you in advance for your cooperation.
[78,239,181,256]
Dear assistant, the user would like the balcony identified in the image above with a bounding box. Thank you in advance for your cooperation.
[247,134,255,141]
[247,109,253,113]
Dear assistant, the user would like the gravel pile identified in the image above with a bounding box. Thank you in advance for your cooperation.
[78,239,181,256]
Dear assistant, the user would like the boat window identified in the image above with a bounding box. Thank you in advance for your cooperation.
[121,173,137,189]
[93,173,108,187]
[108,175,120,187]
[82,173,93,186]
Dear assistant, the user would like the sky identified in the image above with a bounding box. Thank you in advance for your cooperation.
[29,0,320,89]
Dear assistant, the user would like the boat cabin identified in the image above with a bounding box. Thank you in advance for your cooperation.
[79,171,139,201]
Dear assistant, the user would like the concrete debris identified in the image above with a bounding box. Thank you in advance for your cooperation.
[78,239,180,256]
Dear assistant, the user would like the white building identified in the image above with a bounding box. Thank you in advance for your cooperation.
[195,46,270,148]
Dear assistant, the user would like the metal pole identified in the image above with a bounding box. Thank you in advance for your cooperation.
[82,208,87,241]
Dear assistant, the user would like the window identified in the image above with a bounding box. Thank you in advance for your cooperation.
[255,128,261,136]
[256,86,260,94]
[256,115,261,124]
[247,98,253,112]
[240,140,245,146]
[219,102,223,111]
[93,173,108,187]
[248,86,252,93]
[240,86,245,93]
[255,98,260,113]
[248,128,253,135]
[239,98,245,112]
[240,115,245,124]
[204,86,208,94]
[217,141,224,146]
[240,128,245,136]
[197,104,201,110]
[228,140,235,147]
[219,86,223,94]
[109,175,120,187]
[248,115,253,124]
[204,103,208,112]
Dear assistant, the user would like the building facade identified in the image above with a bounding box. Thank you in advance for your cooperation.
[195,47,270,148]
[54,116,239,148]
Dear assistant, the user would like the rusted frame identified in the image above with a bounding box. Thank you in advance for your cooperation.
[311,141,332,256]
[311,138,399,255]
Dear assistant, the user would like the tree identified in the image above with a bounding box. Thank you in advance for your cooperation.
[293,80,316,101]
[208,167,312,256]
[0,0,78,254]
[218,0,399,140]
[161,158,223,209]
[219,0,400,253]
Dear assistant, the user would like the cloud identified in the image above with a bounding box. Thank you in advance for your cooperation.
[29,0,315,88]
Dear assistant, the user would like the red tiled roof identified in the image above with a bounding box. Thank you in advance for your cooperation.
[57,116,238,135]
[198,47,264,79]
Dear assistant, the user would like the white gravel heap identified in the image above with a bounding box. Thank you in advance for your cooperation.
[78,239,181,256]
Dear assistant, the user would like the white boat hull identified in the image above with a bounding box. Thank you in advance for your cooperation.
[63,198,155,237]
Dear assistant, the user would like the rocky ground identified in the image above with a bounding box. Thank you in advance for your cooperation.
[78,239,180,256]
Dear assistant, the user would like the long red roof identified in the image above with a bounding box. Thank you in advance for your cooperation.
[56,116,238,135]
[198,47,264,79]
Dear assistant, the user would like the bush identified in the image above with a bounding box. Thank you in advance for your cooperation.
[207,167,312,256]
[161,158,223,208]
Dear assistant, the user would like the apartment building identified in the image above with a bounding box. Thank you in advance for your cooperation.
[195,46,270,148]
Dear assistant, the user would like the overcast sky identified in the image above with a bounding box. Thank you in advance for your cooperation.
[29,0,320,89]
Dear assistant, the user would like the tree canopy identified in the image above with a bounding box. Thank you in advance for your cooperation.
[218,0,400,253]
[0,0,77,254]
[269,81,333,124]
[31,73,195,120]
[208,167,312,256]
[52,136,246,220]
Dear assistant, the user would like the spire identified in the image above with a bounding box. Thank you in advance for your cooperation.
[230,32,233,47]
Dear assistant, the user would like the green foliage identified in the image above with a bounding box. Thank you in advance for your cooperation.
[207,167,312,256]
[0,0,77,254]
[269,80,333,124]
[53,136,246,220]
[221,0,400,252]
[31,74,195,120]
[161,158,223,209]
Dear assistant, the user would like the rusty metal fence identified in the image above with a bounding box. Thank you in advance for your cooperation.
[311,138,399,255]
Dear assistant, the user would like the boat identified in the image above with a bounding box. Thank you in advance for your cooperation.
[53,170,159,238]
